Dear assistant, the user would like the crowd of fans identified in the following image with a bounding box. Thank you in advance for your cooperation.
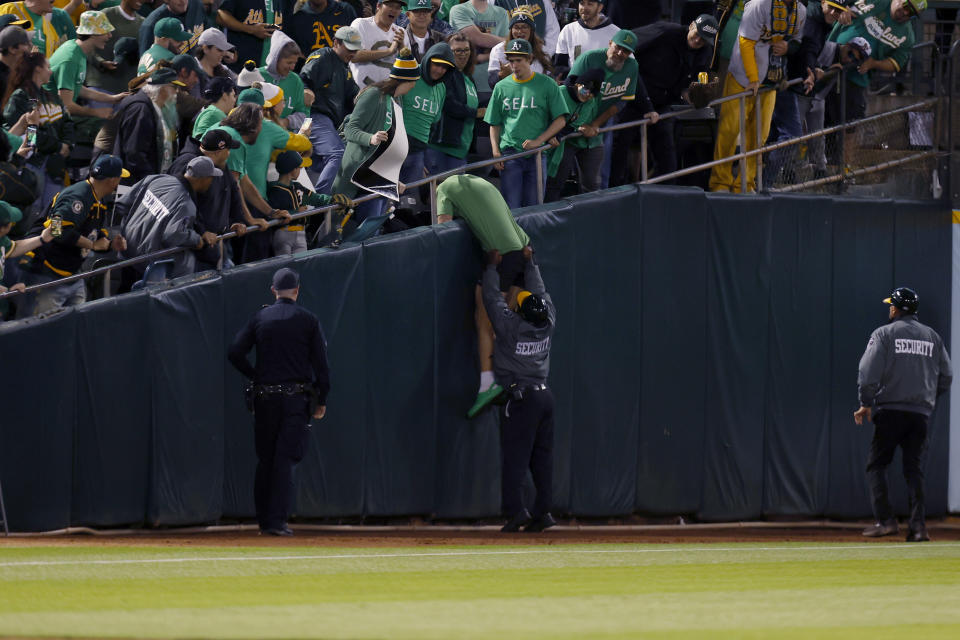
[0,0,934,319]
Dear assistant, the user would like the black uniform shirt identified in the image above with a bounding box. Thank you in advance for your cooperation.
[30,180,109,277]
[228,297,331,404]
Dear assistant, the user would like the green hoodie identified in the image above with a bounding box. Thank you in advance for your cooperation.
[402,43,455,149]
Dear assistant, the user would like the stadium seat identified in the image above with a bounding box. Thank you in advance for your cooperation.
[131,259,176,290]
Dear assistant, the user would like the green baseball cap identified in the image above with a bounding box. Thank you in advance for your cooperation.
[237,87,265,106]
[154,17,191,42]
[504,38,533,57]
[405,0,431,10]
[0,201,22,225]
[612,29,637,53]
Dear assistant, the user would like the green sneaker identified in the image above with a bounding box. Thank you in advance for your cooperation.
[467,384,503,419]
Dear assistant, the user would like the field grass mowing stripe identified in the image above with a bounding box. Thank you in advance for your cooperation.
[2,541,958,567]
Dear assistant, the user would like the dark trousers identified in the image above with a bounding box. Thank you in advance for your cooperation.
[866,409,929,532]
[545,144,604,202]
[610,106,676,186]
[763,90,802,189]
[253,393,312,531]
[500,388,555,518]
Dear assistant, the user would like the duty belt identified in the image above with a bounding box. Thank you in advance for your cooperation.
[255,382,312,396]
[507,383,548,401]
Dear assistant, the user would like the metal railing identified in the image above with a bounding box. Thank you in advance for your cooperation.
[2,40,951,304]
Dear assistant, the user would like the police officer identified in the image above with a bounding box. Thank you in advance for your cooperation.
[855,287,952,542]
[228,267,331,536]
[482,246,557,533]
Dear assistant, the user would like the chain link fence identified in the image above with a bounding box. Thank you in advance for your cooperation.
[764,97,942,198]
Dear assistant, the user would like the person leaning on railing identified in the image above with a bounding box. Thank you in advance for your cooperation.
[708,0,806,193]
[823,0,920,166]
[0,201,54,320]
[568,29,652,191]
[544,67,602,202]
[765,0,848,185]
[168,128,255,271]
[609,14,716,186]
[205,101,289,257]
[116,155,220,286]
[17,154,128,318]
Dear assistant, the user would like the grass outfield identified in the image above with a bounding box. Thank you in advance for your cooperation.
[1,541,960,639]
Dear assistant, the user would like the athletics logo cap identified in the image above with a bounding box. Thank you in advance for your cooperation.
[154,17,192,42]
[612,29,637,53]
[90,154,131,179]
[509,10,536,30]
[505,38,533,57]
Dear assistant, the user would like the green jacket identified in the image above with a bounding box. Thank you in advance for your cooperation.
[332,87,395,199]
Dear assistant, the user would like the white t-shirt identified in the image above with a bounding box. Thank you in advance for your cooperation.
[406,31,428,56]
[487,40,545,79]
[555,19,620,65]
[349,16,405,89]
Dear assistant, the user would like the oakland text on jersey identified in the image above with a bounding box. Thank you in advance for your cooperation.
[895,338,935,357]
[601,78,632,99]
[516,337,550,356]
[864,18,908,48]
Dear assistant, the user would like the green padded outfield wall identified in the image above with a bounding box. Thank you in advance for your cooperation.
[0,186,951,531]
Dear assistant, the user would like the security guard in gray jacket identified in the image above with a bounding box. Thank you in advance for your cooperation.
[228,267,331,536]
[482,247,557,533]
[855,287,952,542]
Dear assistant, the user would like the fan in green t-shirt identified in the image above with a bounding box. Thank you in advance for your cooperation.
[483,38,568,210]
[435,173,532,418]
[46,10,129,143]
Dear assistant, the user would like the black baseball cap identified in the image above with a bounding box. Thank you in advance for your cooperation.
[200,128,241,152]
[90,154,131,179]
[272,267,300,290]
[0,15,30,30]
[275,150,308,175]
[171,53,202,75]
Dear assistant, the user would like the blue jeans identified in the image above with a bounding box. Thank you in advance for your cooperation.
[600,115,618,189]
[353,195,387,223]
[308,114,345,196]
[764,91,802,189]
[19,272,86,318]
[425,148,467,176]
[500,148,545,210]
[399,149,425,186]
